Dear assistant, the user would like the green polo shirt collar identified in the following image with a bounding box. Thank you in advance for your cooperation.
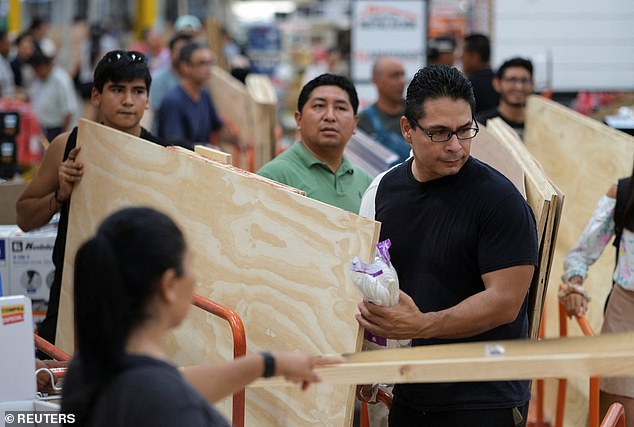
[292,140,355,177]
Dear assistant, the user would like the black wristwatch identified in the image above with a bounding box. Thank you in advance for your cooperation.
[261,352,275,378]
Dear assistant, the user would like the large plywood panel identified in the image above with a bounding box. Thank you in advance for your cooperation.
[471,125,526,198]
[486,118,561,340]
[525,95,634,427]
[209,67,277,171]
[57,120,380,427]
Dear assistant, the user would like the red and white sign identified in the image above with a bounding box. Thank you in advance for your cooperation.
[351,0,428,109]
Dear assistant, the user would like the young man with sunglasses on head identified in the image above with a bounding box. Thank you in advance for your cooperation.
[16,50,165,347]
[476,57,534,140]
[356,65,538,427]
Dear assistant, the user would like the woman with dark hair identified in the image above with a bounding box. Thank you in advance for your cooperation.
[560,162,634,425]
[62,207,336,426]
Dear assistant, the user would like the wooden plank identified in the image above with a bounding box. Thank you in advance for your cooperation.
[209,66,252,170]
[250,332,634,387]
[246,74,278,170]
[524,95,634,426]
[194,144,232,164]
[209,67,278,171]
[57,120,381,427]
[487,118,561,339]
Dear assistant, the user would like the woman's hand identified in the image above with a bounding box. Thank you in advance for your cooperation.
[558,277,590,317]
[272,352,343,390]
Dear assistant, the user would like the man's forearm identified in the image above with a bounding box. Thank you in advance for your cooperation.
[16,192,60,231]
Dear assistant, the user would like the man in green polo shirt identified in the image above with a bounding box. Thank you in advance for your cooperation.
[257,73,372,213]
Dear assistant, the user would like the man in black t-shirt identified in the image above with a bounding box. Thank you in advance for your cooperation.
[16,50,166,347]
[461,34,499,115]
[356,65,538,427]
[476,57,534,140]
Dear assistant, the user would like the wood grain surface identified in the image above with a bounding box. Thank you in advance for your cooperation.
[250,332,634,387]
[57,120,380,427]
[525,95,634,427]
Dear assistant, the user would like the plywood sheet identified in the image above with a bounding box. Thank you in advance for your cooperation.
[209,67,277,171]
[487,118,562,339]
[471,125,526,198]
[57,120,381,427]
[524,95,634,427]
[251,332,634,387]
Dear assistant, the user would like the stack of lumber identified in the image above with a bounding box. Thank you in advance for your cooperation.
[485,118,563,339]
[524,95,634,427]
[56,120,380,427]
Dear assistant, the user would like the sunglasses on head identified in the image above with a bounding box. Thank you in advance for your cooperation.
[104,50,147,64]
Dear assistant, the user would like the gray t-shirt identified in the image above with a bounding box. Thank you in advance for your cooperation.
[62,354,230,427]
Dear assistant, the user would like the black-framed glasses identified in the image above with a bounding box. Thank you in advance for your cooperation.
[104,50,147,64]
[501,77,533,86]
[412,118,479,143]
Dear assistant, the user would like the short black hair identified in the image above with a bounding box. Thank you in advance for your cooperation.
[178,41,206,64]
[496,57,533,79]
[169,33,193,51]
[93,50,152,93]
[14,31,32,46]
[404,65,475,126]
[28,17,47,32]
[464,34,491,62]
[297,73,359,114]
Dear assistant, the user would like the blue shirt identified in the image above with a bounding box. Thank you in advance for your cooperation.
[157,85,223,145]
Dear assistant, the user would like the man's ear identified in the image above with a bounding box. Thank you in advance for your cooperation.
[400,116,412,143]
[294,110,302,131]
[492,77,502,94]
[90,87,101,108]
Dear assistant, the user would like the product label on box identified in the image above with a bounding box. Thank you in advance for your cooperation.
[2,303,24,325]
[9,228,56,301]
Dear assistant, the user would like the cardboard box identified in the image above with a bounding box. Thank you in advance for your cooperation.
[8,224,57,303]
[0,180,27,225]
[0,296,35,402]
[0,225,19,296]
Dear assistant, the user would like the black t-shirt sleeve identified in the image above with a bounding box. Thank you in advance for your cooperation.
[477,192,539,275]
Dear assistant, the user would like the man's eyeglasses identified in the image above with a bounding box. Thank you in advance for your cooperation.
[189,59,215,68]
[104,50,147,64]
[501,77,532,86]
[412,119,479,143]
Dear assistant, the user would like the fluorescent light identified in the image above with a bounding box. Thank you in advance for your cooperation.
[232,1,296,22]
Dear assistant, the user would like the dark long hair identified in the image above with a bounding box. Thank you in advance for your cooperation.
[63,207,185,422]
[624,161,634,232]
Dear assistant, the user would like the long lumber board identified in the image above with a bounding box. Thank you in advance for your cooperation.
[57,120,381,427]
[525,95,634,427]
[487,119,561,339]
[250,332,634,387]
